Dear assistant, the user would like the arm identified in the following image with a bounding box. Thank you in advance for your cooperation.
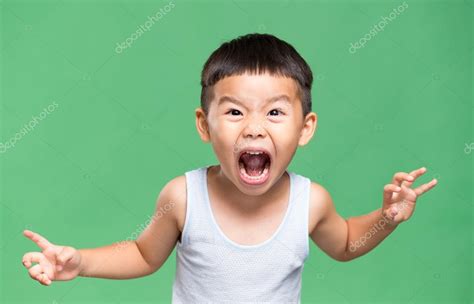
[310,167,437,262]
[22,176,186,285]
[79,176,185,279]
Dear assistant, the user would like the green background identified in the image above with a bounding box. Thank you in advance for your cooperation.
[1,0,472,303]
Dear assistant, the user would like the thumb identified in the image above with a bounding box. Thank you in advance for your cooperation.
[382,184,401,206]
[55,247,75,272]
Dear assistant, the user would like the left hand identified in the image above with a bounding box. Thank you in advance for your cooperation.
[381,167,438,227]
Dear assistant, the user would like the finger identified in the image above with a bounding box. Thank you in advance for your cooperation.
[414,178,438,196]
[28,264,52,286]
[22,252,47,269]
[23,230,53,251]
[383,184,401,204]
[392,172,414,187]
[37,273,51,286]
[56,247,75,271]
[23,252,55,281]
[402,167,427,188]
[28,264,43,280]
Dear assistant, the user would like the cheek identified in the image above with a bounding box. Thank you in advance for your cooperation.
[213,127,237,145]
[213,119,241,139]
[269,125,300,155]
[270,123,300,142]
[209,121,240,156]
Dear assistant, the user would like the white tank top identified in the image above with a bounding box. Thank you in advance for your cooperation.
[172,166,311,303]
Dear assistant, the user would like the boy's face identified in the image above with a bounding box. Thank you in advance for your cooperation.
[196,72,317,196]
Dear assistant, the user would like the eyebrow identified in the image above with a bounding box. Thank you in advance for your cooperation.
[217,94,292,107]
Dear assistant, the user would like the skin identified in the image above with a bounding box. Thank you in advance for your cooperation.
[21,72,438,286]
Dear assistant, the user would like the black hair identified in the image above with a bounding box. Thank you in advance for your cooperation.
[200,33,313,118]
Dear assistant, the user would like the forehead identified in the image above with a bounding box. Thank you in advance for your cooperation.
[212,72,300,107]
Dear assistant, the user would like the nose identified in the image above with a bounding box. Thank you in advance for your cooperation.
[242,115,267,139]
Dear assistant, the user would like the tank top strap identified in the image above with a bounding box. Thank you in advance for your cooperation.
[179,166,217,247]
[276,172,311,262]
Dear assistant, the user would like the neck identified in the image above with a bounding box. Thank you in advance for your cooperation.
[208,164,289,212]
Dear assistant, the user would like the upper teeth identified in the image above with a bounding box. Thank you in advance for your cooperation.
[246,151,263,155]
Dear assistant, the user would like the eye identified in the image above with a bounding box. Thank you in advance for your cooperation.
[226,109,242,116]
[268,109,284,116]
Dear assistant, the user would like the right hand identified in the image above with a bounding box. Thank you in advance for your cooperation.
[22,230,82,286]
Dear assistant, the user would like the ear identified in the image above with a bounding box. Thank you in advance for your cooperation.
[298,112,317,146]
[195,107,211,142]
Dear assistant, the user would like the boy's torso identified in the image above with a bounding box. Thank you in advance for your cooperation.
[173,165,325,245]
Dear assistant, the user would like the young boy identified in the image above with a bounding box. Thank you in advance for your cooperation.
[21,33,438,303]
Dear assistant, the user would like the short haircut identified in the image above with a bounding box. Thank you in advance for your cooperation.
[200,33,313,118]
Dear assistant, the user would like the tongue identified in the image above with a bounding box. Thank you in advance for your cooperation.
[240,154,268,176]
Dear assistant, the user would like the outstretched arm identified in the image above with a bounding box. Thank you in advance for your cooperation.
[310,167,437,262]
[78,176,183,279]
[22,176,185,285]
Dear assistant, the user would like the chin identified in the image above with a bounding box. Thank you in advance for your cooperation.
[234,180,274,196]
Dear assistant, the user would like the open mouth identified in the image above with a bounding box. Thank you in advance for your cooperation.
[237,149,271,185]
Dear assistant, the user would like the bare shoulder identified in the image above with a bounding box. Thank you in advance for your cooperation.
[156,175,187,233]
[308,181,335,234]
